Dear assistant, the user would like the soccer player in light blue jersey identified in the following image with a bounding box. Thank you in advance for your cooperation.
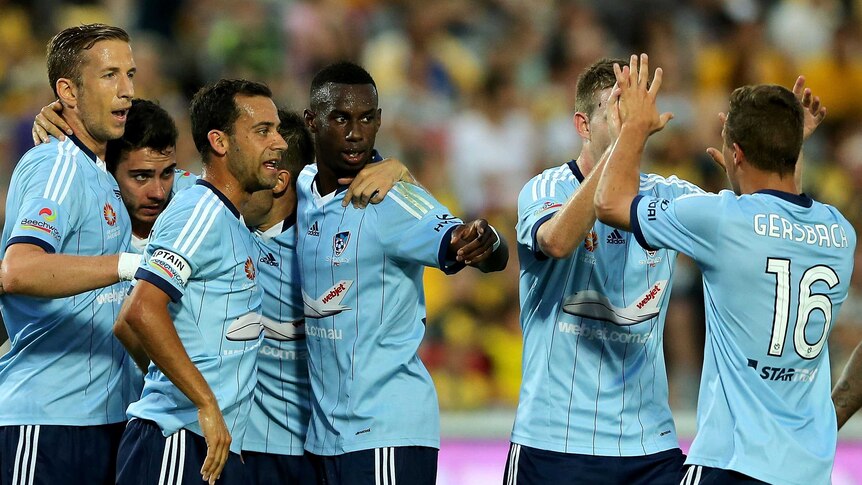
[595,54,851,485]
[0,24,141,485]
[507,58,701,485]
[297,62,509,484]
[113,79,287,485]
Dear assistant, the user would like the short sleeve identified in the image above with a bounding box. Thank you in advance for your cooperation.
[6,149,80,254]
[515,171,575,260]
[631,192,723,258]
[376,183,465,274]
[170,169,199,197]
[134,190,218,302]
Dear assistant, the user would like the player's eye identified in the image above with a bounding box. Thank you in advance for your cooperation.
[103,72,116,79]
[133,174,148,182]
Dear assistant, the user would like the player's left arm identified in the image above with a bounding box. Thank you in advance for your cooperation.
[113,296,150,373]
[594,54,673,231]
[833,340,862,430]
[449,219,509,272]
[339,157,419,208]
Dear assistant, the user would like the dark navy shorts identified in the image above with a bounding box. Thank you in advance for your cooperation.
[503,442,686,485]
[679,465,768,484]
[243,450,319,485]
[308,446,437,485]
[0,422,125,485]
[116,419,244,485]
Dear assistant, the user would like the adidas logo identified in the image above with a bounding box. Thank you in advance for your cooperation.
[259,252,279,267]
[307,221,320,237]
[607,229,625,245]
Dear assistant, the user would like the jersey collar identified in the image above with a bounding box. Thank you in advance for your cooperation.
[754,189,813,208]
[67,134,106,172]
[567,159,585,183]
[195,179,241,218]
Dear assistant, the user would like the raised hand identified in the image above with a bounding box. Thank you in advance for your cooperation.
[791,76,826,141]
[613,53,673,136]
[338,157,413,208]
[198,403,232,484]
[705,112,728,171]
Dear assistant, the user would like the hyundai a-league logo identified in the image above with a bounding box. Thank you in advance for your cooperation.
[103,203,117,226]
[333,231,351,257]
[39,207,56,222]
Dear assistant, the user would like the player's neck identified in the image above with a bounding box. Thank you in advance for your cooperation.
[131,220,153,240]
[63,112,107,160]
[575,151,598,177]
[739,170,798,195]
[315,161,347,196]
[200,163,250,213]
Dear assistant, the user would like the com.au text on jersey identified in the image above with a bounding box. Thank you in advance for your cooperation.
[753,213,849,247]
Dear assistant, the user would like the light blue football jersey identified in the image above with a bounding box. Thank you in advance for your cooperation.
[513,161,702,456]
[243,214,312,455]
[0,136,135,425]
[632,189,856,485]
[126,180,263,454]
[295,164,464,455]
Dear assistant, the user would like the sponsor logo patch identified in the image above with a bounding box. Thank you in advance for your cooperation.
[607,229,625,244]
[245,257,256,280]
[259,252,279,267]
[20,218,61,240]
[148,249,191,287]
[433,214,460,232]
[103,203,117,226]
[534,201,562,216]
[39,208,56,222]
[584,230,598,252]
[307,221,320,237]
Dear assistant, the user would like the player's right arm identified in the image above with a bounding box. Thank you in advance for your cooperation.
[2,245,123,297]
[833,340,862,430]
[31,100,71,145]
[119,280,229,484]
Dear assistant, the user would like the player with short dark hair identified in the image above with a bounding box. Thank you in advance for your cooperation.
[595,54,851,485]
[296,61,508,484]
[114,78,286,484]
[0,23,138,485]
[506,57,701,485]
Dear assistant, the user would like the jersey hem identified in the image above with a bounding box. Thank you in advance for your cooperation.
[685,455,819,485]
[0,415,129,426]
[304,437,440,456]
[241,440,305,456]
[510,433,679,457]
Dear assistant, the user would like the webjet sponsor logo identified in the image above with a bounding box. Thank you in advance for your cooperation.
[562,280,667,325]
[303,280,353,318]
[148,249,191,287]
[96,288,126,305]
[225,312,263,341]
[558,321,653,344]
[261,316,305,342]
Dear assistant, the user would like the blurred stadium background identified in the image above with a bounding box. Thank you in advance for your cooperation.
[1,0,862,482]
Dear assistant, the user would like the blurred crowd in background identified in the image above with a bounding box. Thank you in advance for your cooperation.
[2,0,862,414]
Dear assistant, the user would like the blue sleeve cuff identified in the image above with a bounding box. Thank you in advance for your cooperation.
[135,268,183,303]
[530,212,557,261]
[6,236,56,254]
[438,224,467,275]
[630,195,658,251]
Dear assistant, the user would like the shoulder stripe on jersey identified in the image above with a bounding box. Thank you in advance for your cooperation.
[44,140,78,202]
[640,174,704,193]
[393,184,433,211]
[185,203,220,257]
[174,192,219,254]
[387,191,425,219]
[12,424,40,485]
[56,152,79,205]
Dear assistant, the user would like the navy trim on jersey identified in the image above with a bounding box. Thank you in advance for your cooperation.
[135,268,183,302]
[438,224,466,275]
[630,195,657,251]
[195,179,240,218]
[284,211,297,232]
[567,160,585,182]
[754,189,813,208]
[5,236,55,254]
[530,213,556,261]
[371,150,383,162]
[67,134,97,163]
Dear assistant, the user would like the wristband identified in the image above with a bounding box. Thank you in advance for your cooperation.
[489,225,501,252]
[118,252,142,281]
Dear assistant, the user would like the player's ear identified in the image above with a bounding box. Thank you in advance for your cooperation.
[56,78,77,109]
[207,130,228,156]
[303,109,317,133]
[273,169,290,195]
[732,143,744,167]
[573,112,589,139]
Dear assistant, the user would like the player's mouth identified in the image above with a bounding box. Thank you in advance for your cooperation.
[341,149,367,165]
[111,109,129,123]
[139,204,164,217]
[262,159,279,173]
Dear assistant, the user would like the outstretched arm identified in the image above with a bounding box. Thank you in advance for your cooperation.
[834,340,862,430]
[449,219,508,272]
[594,54,673,230]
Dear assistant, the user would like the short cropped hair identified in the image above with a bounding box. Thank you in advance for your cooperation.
[277,109,314,184]
[310,62,376,111]
[189,79,273,159]
[47,24,130,97]
[104,99,178,174]
[724,85,803,177]
[574,58,627,116]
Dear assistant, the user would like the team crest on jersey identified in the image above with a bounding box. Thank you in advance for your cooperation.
[103,203,117,226]
[584,230,598,252]
[333,231,351,257]
[245,257,256,280]
[639,248,662,267]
